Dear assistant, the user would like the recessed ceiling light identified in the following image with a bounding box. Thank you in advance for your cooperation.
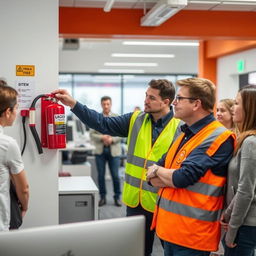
[104,62,158,67]
[111,53,175,58]
[222,1,256,4]
[122,41,199,46]
[98,69,145,73]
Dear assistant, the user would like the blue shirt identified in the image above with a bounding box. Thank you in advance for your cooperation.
[157,113,234,188]
[72,102,174,145]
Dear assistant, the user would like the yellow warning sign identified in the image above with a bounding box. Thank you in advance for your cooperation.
[16,65,35,76]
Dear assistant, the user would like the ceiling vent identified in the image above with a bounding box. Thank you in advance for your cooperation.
[63,38,80,50]
[141,0,187,27]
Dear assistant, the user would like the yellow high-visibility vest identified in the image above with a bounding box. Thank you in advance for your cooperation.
[122,111,181,212]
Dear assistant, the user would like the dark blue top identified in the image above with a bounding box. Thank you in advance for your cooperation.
[157,113,234,188]
[72,102,174,144]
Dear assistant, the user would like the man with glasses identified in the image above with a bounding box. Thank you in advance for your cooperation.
[147,78,235,256]
[53,79,182,256]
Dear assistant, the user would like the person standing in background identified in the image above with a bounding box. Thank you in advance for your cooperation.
[53,79,182,256]
[147,78,235,256]
[213,98,235,256]
[0,82,29,231]
[216,99,235,130]
[221,85,256,256]
[90,96,122,207]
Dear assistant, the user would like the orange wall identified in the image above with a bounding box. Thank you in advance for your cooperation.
[59,7,256,84]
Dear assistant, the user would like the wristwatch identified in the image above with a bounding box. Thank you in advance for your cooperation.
[152,165,159,177]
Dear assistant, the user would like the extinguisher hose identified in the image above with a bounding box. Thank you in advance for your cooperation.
[21,116,27,156]
[29,94,47,155]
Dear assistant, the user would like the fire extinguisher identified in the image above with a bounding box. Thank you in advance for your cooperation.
[28,94,66,154]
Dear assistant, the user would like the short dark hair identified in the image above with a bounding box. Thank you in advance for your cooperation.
[148,79,175,105]
[0,82,18,117]
[101,96,112,103]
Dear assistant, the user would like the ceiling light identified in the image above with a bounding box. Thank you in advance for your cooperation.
[222,1,256,4]
[189,0,221,3]
[111,53,175,58]
[98,69,145,73]
[141,0,187,27]
[122,41,199,46]
[104,62,158,67]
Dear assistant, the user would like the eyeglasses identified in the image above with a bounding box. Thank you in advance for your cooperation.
[174,96,198,102]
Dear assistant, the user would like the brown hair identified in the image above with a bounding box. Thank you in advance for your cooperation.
[234,85,256,154]
[176,78,216,111]
[0,82,18,117]
[148,79,175,105]
[101,96,112,103]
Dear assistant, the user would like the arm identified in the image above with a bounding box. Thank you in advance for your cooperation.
[225,137,256,246]
[147,136,234,188]
[147,164,176,187]
[90,129,103,143]
[72,102,132,137]
[54,89,132,137]
[7,139,29,217]
[11,171,29,217]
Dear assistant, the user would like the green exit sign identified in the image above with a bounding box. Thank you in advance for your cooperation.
[237,60,245,73]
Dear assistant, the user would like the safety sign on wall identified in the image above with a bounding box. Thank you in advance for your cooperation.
[16,79,35,109]
[16,65,35,76]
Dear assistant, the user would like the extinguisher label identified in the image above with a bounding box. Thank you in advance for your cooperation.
[54,114,66,135]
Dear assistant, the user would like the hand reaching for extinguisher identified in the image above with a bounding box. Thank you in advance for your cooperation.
[52,89,77,109]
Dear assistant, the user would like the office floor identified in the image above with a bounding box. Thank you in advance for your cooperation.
[98,177,164,256]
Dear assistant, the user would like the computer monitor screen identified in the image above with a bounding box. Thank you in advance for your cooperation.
[76,119,85,135]
[0,216,145,256]
[66,125,73,142]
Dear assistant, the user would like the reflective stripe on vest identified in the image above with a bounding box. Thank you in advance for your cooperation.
[125,173,158,193]
[122,111,181,212]
[152,120,235,251]
[158,197,222,222]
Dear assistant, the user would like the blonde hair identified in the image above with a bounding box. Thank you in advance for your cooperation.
[176,78,216,111]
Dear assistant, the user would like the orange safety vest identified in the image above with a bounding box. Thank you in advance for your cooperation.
[151,120,235,252]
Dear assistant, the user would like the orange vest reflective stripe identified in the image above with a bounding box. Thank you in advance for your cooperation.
[151,120,235,251]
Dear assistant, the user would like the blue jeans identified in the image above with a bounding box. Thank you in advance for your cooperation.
[95,147,121,200]
[164,241,210,256]
[223,225,256,256]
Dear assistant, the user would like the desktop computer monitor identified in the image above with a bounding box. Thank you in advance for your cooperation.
[0,216,145,256]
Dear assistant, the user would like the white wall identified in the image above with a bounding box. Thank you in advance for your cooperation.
[0,0,59,227]
[217,48,256,100]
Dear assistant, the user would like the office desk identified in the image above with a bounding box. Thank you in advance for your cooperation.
[59,176,99,224]
[58,143,95,173]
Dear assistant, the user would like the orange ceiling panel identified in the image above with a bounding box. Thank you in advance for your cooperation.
[60,7,256,40]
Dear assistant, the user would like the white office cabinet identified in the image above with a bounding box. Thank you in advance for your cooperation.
[58,176,99,224]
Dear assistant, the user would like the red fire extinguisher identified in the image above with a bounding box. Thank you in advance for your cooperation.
[29,94,66,154]
[41,94,66,149]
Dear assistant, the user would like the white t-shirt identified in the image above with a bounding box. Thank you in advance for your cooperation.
[0,125,24,231]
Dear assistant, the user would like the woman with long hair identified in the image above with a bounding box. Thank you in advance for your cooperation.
[221,85,256,255]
